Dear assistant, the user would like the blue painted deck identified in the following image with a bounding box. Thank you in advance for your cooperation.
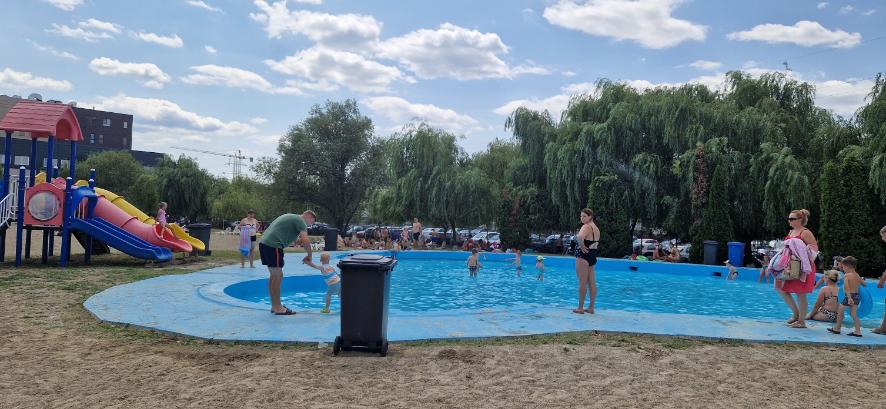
[84,251,886,347]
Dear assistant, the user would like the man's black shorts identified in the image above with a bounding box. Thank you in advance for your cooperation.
[259,243,284,267]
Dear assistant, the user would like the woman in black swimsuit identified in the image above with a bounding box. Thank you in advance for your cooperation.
[574,208,600,314]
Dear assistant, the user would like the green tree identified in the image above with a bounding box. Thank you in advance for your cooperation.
[587,172,631,257]
[154,155,211,221]
[267,99,382,231]
[691,163,734,262]
[126,172,159,214]
[75,151,145,199]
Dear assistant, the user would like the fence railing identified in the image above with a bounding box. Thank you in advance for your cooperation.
[0,192,16,227]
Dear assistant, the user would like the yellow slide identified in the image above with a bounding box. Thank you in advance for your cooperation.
[69,179,206,251]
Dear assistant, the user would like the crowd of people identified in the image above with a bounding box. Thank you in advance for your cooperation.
[239,207,886,338]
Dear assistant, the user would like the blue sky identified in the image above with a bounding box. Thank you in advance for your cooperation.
[1,0,884,177]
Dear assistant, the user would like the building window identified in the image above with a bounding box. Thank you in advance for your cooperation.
[98,134,104,144]
[123,137,128,146]
[60,160,70,169]
[123,121,128,129]
[14,156,29,166]
[90,133,95,144]
[102,118,111,127]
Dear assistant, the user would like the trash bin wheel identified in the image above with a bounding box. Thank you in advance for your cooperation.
[333,336,342,356]
[380,341,389,357]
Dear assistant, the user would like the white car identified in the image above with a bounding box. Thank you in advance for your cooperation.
[470,231,499,244]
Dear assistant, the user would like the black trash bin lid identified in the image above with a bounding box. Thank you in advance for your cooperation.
[338,253,396,268]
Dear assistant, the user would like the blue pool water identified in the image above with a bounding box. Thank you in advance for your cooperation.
[225,252,885,327]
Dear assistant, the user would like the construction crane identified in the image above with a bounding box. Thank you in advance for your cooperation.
[170,146,254,179]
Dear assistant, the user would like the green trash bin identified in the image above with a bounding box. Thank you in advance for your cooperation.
[334,253,397,356]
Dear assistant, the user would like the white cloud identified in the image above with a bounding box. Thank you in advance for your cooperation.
[378,23,547,80]
[522,8,538,24]
[838,5,855,14]
[688,59,722,71]
[363,96,478,132]
[79,18,122,33]
[88,57,171,89]
[186,1,223,13]
[727,20,861,48]
[494,94,574,119]
[265,46,409,93]
[562,70,578,77]
[250,0,381,49]
[817,2,828,9]
[86,93,257,135]
[180,64,302,95]
[863,9,876,16]
[543,0,707,49]
[204,45,217,54]
[47,24,114,42]
[249,117,269,125]
[133,32,184,48]
[41,0,83,11]
[0,67,73,92]
[30,41,78,60]
[815,79,874,116]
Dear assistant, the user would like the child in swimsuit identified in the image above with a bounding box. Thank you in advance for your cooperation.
[807,270,840,322]
[467,249,481,278]
[535,256,545,281]
[828,257,866,337]
[725,260,739,280]
[513,249,522,277]
[305,252,340,314]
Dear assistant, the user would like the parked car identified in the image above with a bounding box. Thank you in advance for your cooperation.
[307,222,330,236]
[530,234,565,254]
[470,231,499,244]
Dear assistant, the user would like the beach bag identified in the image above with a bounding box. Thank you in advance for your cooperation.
[239,226,253,256]
[781,255,802,280]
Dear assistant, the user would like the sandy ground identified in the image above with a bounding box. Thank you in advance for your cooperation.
[1,252,885,408]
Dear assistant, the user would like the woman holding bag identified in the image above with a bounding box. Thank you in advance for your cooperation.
[777,209,819,329]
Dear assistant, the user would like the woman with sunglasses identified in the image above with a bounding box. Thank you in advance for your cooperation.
[778,209,819,328]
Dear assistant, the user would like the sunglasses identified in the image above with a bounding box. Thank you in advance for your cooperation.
[787,217,799,221]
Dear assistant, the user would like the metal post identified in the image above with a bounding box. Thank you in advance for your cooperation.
[69,141,77,181]
[89,168,96,185]
[25,138,37,258]
[53,166,59,179]
[46,135,54,177]
[15,167,25,266]
[84,177,95,264]
[60,177,73,267]
[2,131,11,198]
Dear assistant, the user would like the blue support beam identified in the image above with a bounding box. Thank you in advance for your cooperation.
[60,177,73,267]
[14,166,25,266]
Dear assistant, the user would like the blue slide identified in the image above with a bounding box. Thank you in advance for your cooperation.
[69,217,173,262]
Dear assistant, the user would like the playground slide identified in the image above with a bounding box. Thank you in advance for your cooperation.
[69,180,205,251]
[69,218,173,261]
[90,195,193,253]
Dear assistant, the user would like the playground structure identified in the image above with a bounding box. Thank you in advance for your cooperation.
[0,99,204,266]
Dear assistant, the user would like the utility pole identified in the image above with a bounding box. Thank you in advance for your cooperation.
[170,146,254,179]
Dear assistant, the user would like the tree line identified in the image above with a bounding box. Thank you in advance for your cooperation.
[80,70,886,275]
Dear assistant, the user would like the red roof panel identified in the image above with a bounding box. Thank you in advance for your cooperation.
[0,100,83,141]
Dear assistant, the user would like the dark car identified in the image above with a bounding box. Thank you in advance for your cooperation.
[307,222,330,236]
[530,234,565,254]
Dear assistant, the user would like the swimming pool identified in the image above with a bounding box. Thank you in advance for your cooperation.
[84,250,886,345]
[225,251,885,328]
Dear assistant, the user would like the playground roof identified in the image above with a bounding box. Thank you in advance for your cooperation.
[0,99,84,141]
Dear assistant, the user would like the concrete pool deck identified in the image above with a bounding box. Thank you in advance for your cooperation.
[84,251,886,347]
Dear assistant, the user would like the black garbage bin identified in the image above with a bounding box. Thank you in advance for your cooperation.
[703,240,719,265]
[187,223,212,256]
[324,228,339,251]
[334,254,397,356]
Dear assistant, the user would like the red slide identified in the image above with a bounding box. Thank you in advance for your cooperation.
[91,196,193,253]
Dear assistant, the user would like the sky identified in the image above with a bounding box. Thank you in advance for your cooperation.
[1,0,884,178]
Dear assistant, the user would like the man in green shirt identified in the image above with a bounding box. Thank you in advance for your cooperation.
[259,210,316,315]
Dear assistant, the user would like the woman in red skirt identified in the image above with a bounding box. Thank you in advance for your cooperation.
[777,209,819,329]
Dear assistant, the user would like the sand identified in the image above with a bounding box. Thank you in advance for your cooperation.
[1,258,885,408]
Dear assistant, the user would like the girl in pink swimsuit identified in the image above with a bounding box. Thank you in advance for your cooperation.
[776,209,819,329]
